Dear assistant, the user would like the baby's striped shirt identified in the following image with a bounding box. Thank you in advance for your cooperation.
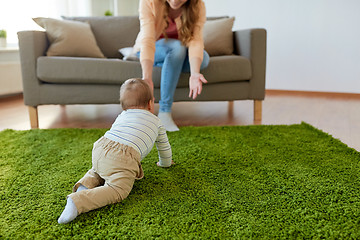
[104,109,172,167]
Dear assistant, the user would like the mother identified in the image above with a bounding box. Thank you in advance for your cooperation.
[133,0,210,131]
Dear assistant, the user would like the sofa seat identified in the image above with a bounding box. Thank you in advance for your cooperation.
[37,55,251,88]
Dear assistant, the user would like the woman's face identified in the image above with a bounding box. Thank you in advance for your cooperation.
[166,0,188,10]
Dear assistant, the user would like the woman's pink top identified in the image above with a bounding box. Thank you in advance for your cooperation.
[159,17,179,40]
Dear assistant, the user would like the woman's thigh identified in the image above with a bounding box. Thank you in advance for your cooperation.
[181,50,210,73]
[154,39,187,67]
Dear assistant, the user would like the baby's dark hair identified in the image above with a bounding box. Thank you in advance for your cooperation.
[120,78,153,110]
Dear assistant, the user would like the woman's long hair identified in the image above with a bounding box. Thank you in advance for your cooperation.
[162,0,200,45]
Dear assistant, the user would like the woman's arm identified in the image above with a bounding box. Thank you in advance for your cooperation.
[188,1,207,99]
[141,59,154,91]
[138,0,156,91]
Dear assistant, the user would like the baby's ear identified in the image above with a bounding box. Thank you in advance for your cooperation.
[147,99,154,111]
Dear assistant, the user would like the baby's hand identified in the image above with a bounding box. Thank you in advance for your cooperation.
[156,160,175,167]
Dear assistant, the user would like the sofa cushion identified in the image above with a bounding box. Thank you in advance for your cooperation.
[203,17,235,56]
[62,16,140,59]
[37,57,142,85]
[37,55,251,87]
[177,55,252,86]
[33,17,105,58]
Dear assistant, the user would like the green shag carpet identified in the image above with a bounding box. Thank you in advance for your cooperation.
[1,123,360,239]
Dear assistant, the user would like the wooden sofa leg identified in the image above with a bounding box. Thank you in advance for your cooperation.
[228,101,234,120]
[254,100,262,124]
[228,101,234,117]
[28,106,39,129]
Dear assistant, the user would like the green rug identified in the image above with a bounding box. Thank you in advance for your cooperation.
[1,123,359,239]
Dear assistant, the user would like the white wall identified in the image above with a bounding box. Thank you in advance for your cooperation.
[205,0,360,93]
[91,0,112,16]
[90,0,138,16]
[116,0,139,16]
[0,50,22,96]
[0,0,96,45]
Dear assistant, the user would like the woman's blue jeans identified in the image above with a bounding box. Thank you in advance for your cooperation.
[140,39,210,113]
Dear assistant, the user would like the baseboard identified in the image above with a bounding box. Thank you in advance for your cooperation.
[0,92,23,101]
[266,89,360,99]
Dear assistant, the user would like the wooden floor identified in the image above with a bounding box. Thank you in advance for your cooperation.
[1,91,360,151]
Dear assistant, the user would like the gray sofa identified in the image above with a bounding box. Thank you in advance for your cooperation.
[18,16,266,129]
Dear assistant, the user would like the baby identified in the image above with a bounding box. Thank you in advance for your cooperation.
[58,78,174,224]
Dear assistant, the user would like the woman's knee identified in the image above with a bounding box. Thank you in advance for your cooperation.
[181,50,210,73]
[200,50,210,70]
[167,39,187,58]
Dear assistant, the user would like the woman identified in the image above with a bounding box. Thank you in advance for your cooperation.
[134,0,210,131]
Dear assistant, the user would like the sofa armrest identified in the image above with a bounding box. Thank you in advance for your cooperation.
[17,30,49,106]
[234,28,267,99]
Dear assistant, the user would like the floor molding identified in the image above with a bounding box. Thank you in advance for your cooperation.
[0,92,23,101]
[266,89,360,99]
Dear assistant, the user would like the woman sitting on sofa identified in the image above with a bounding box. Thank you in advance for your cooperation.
[134,0,210,131]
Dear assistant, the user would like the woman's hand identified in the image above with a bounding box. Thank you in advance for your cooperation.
[189,73,208,99]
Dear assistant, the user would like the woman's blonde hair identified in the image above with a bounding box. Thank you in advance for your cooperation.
[120,78,153,110]
[162,0,201,45]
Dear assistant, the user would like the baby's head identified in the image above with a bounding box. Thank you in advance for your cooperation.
[120,78,154,112]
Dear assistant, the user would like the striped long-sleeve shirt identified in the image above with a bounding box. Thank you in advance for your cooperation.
[104,109,172,167]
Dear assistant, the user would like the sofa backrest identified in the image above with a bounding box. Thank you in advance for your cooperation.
[62,16,233,59]
[63,16,140,58]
